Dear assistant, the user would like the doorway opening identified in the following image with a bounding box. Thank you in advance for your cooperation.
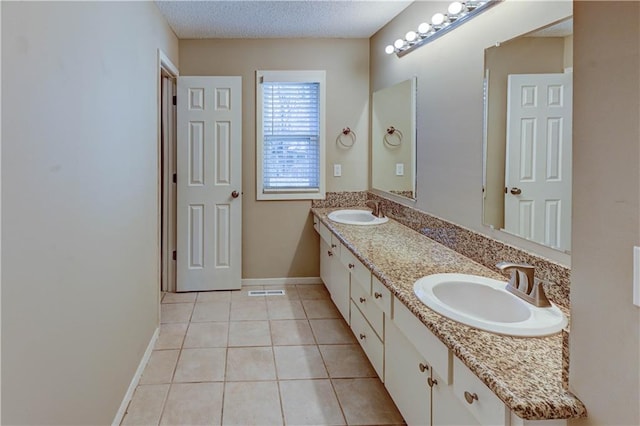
[158,50,179,293]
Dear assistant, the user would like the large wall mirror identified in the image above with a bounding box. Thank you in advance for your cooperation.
[371,77,417,200]
[483,17,573,253]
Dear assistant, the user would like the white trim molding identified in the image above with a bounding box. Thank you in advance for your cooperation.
[112,327,159,426]
[242,277,323,286]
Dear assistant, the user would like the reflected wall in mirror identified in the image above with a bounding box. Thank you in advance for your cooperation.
[372,77,417,200]
[483,17,573,253]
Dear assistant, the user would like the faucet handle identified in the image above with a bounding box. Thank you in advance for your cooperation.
[496,262,552,308]
[365,200,384,218]
[496,262,535,294]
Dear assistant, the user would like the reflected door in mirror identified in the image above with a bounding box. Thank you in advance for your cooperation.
[504,73,572,252]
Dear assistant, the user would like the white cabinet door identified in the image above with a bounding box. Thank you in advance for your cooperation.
[331,246,350,323]
[385,318,431,426]
[320,240,333,294]
[351,301,384,379]
[431,368,479,426]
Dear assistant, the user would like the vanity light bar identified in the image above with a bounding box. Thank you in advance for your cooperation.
[385,0,501,58]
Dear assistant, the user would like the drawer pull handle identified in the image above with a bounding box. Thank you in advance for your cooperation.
[427,377,438,388]
[331,243,337,248]
[359,297,366,303]
[359,333,366,340]
[328,251,333,257]
[374,292,383,299]
[464,391,479,404]
[348,263,355,269]
[418,363,428,373]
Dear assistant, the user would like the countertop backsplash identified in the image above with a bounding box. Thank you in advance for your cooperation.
[354,192,572,309]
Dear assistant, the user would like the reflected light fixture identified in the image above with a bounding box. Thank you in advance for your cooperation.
[385,0,501,57]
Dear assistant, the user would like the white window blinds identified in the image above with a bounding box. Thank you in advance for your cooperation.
[261,81,320,191]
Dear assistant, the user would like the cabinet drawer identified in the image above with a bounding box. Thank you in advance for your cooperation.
[371,276,392,317]
[350,279,384,339]
[350,301,384,379]
[453,356,508,426]
[393,297,451,385]
[340,248,371,292]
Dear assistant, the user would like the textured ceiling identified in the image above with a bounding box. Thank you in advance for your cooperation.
[155,0,413,39]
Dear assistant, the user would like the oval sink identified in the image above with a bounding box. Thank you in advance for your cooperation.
[328,209,389,226]
[413,273,567,337]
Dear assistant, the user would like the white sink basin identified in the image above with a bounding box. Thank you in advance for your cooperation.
[413,273,567,337]
[328,209,389,226]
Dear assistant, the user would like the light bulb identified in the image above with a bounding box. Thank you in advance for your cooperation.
[417,22,432,34]
[405,31,417,42]
[431,12,446,26]
[448,1,465,15]
[385,45,395,55]
[394,38,405,49]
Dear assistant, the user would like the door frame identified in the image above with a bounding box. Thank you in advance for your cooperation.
[157,49,179,304]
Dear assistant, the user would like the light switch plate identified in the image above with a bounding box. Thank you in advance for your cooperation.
[333,164,342,177]
[634,246,640,307]
[395,163,404,176]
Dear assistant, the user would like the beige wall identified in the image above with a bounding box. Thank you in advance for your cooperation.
[1,2,178,424]
[370,0,572,265]
[179,38,369,279]
[570,2,640,424]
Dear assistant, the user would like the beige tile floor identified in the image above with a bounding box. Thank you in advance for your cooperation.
[121,284,405,426]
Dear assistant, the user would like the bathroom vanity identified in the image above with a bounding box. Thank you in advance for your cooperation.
[312,208,585,426]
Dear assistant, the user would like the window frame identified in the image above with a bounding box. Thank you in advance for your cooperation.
[256,70,326,200]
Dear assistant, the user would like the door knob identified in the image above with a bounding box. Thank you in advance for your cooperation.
[231,190,240,198]
[510,187,522,195]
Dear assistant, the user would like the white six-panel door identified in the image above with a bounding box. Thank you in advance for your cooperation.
[176,76,242,291]
[504,73,572,252]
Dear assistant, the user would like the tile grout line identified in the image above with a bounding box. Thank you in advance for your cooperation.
[269,308,287,425]
[220,295,231,426]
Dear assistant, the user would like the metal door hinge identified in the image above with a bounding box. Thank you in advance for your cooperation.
[172,250,176,261]
[173,173,177,183]
[172,95,177,106]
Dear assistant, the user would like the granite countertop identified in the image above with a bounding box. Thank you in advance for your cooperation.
[311,208,586,421]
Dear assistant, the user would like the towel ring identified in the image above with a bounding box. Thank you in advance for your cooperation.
[384,126,403,147]
[336,127,356,148]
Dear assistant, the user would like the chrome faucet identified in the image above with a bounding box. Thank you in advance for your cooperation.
[365,200,385,218]
[496,262,552,307]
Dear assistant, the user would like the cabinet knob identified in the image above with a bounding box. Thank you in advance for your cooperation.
[427,377,438,388]
[418,363,428,373]
[464,391,479,404]
[328,251,333,257]
[331,243,337,248]
[374,292,383,299]
[348,263,355,269]
[359,297,366,303]
[359,333,366,340]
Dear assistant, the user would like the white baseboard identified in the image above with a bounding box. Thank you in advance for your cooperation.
[241,277,323,286]
[112,327,159,426]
